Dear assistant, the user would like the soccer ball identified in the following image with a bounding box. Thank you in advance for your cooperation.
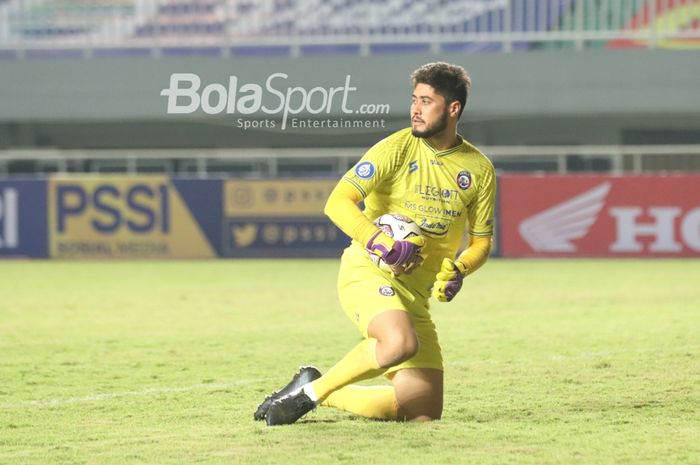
[366,213,422,272]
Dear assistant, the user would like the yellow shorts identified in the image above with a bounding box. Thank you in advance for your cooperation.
[337,246,443,374]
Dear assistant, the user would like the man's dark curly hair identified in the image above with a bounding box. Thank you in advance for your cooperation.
[410,62,471,118]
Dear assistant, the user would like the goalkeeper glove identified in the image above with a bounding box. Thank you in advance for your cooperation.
[432,258,468,302]
[366,230,425,275]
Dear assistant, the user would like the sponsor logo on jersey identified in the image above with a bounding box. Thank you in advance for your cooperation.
[419,218,448,232]
[355,162,375,179]
[409,161,419,173]
[414,184,458,201]
[457,171,472,190]
[378,285,396,296]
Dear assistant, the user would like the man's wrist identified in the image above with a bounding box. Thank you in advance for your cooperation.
[454,260,469,276]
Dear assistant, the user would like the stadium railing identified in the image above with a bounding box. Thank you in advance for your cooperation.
[0,0,699,58]
[2,145,700,177]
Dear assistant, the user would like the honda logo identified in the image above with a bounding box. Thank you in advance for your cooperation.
[610,207,700,252]
[519,183,611,252]
[518,181,700,254]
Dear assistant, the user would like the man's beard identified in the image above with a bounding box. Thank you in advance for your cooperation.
[411,109,449,138]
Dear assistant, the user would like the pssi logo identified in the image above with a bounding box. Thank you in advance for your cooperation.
[0,188,19,248]
[55,183,171,233]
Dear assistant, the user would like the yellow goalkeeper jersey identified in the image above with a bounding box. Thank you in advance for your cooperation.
[342,127,496,297]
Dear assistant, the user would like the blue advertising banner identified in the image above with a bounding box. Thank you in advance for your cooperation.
[225,217,349,258]
[0,176,353,260]
[0,179,48,258]
[223,179,350,257]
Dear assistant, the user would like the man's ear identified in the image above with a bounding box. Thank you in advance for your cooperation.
[449,100,462,118]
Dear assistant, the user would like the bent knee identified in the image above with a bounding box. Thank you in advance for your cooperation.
[378,335,419,367]
[399,335,419,361]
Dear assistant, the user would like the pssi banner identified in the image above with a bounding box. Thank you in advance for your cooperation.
[1,176,346,259]
[48,176,221,259]
[223,179,349,257]
[499,175,700,257]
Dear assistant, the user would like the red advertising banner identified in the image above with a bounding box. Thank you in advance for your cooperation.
[499,175,700,257]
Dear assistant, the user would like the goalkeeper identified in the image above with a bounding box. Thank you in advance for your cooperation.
[256,62,496,425]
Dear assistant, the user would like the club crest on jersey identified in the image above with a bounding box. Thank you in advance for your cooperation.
[355,162,375,179]
[379,286,396,297]
[457,170,472,190]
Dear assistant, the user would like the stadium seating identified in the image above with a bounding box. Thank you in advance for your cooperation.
[6,0,135,41]
[0,0,699,55]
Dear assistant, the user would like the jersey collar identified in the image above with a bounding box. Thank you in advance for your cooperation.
[420,136,464,157]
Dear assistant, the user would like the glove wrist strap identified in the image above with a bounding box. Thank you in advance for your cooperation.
[367,230,393,258]
[454,260,469,276]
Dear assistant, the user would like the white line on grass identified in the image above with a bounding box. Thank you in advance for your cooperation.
[5,345,697,410]
[0,379,261,410]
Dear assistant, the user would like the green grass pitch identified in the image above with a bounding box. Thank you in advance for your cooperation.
[0,259,698,465]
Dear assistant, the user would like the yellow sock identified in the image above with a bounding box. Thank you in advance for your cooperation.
[321,385,398,420]
[310,338,383,401]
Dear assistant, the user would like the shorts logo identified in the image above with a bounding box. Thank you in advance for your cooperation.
[355,162,375,179]
[457,170,472,190]
[378,285,395,297]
